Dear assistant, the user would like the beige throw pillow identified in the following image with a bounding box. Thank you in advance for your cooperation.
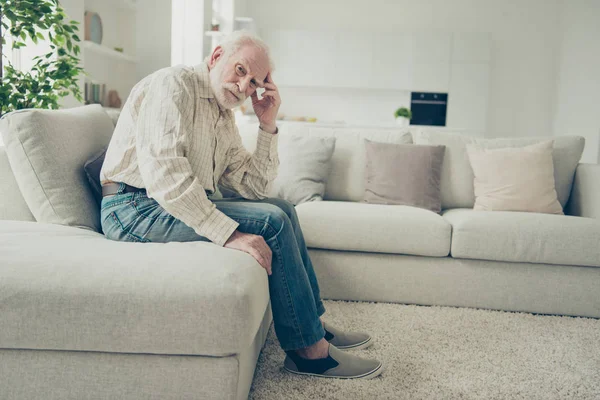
[414,130,585,209]
[466,140,563,214]
[363,140,446,213]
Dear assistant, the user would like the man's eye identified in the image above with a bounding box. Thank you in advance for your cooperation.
[250,80,257,88]
[236,66,244,75]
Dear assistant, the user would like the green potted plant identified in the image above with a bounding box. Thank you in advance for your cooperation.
[0,0,84,117]
[394,107,412,127]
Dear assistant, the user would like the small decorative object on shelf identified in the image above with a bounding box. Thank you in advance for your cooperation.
[211,23,220,31]
[394,107,412,127]
[114,47,124,53]
[107,90,122,109]
[84,11,103,45]
[84,81,107,106]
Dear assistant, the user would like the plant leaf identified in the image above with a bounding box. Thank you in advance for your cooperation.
[1,0,84,113]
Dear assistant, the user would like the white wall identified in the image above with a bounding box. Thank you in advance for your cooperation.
[170,0,210,68]
[249,0,564,138]
[137,0,172,80]
[553,0,600,163]
[277,87,411,126]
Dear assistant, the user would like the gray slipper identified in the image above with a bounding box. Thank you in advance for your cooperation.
[323,320,374,350]
[284,344,383,379]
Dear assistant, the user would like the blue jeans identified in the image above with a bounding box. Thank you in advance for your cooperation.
[100,183,326,351]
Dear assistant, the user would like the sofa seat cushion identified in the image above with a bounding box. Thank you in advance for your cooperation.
[295,201,451,256]
[443,209,600,267]
[0,221,270,357]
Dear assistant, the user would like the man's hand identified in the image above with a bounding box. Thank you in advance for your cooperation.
[224,230,273,275]
[252,72,280,134]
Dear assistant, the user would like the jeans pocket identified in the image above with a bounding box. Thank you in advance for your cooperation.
[103,208,150,243]
[131,196,171,220]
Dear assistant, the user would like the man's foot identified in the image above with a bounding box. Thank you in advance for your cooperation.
[284,344,383,379]
[322,320,374,350]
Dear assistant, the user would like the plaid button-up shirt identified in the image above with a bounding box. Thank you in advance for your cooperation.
[100,63,279,246]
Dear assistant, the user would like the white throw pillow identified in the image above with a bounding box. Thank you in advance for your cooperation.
[0,105,114,232]
[269,135,336,205]
[414,130,585,210]
[466,140,563,214]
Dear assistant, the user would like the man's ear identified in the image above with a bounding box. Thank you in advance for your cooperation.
[209,46,224,68]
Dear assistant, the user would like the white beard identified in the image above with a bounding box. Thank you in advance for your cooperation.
[209,61,247,109]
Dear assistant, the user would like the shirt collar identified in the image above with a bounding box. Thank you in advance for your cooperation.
[193,63,215,99]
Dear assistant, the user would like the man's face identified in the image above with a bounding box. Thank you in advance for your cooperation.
[209,44,270,109]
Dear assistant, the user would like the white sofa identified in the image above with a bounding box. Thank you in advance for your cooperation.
[1,107,599,400]
[239,122,600,320]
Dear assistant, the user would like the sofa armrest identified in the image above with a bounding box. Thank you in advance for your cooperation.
[566,163,600,219]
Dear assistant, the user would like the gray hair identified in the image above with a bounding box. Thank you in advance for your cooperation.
[207,30,275,72]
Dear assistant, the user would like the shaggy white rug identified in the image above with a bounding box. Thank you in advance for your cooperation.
[249,300,600,400]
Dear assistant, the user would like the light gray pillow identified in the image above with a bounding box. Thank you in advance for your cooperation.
[0,105,114,232]
[269,134,336,205]
[363,139,446,213]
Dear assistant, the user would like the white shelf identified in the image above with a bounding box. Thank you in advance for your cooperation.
[121,0,137,11]
[85,0,136,12]
[106,0,136,11]
[205,31,227,37]
[83,41,137,63]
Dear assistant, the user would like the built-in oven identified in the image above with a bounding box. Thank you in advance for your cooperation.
[410,92,448,126]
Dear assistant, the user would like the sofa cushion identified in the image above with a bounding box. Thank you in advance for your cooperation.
[269,134,336,205]
[443,208,600,267]
[285,125,414,202]
[0,146,35,222]
[414,130,585,210]
[363,140,446,213]
[0,221,270,357]
[467,141,563,214]
[84,147,107,206]
[0,105,114,232]
[238,123,415,202]
[296,201,451,256]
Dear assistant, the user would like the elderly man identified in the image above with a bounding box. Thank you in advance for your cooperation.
[99,31,383,379]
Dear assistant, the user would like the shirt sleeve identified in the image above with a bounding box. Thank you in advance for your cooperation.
[218,119,280,200]
[135,70,239,246]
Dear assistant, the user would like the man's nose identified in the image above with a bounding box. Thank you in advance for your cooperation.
[238,77,251,93]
